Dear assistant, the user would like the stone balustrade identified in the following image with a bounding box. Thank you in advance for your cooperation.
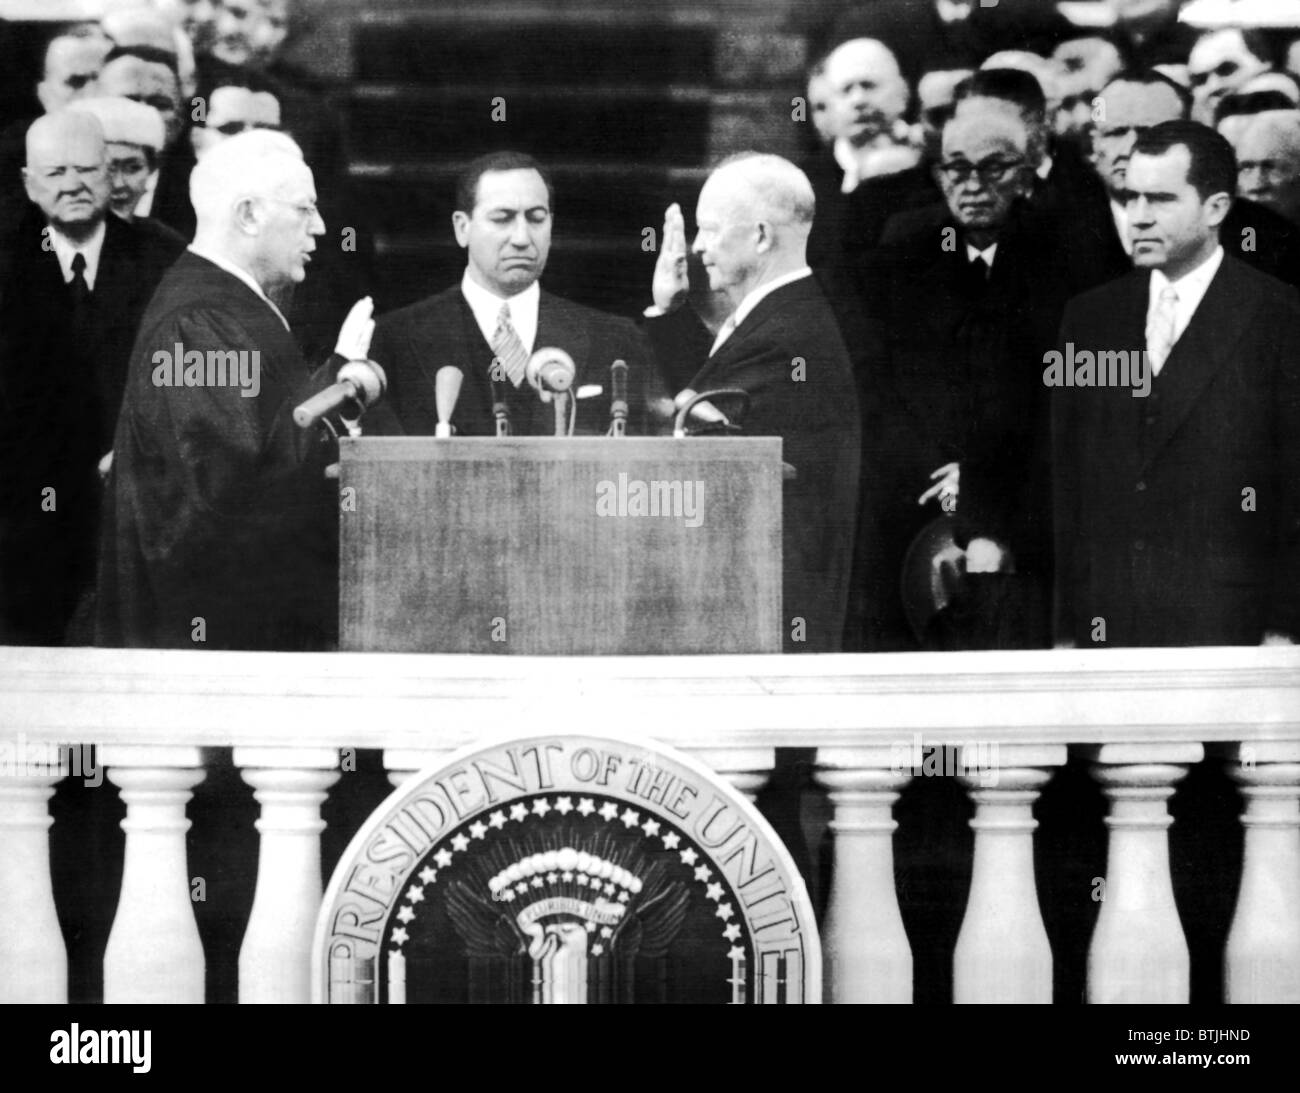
[1,645,1297,1004]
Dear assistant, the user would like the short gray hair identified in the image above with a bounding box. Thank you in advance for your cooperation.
[190,128,306,229]
[713,151,816,226]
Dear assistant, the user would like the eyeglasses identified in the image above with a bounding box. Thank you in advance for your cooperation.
[937,157,1025,186]
[259,196,320,220]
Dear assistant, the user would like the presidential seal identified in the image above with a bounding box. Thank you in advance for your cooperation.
[313,735,819,1003]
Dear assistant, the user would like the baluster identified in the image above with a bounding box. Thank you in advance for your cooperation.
[102,745,206,1003]
[1223,742,1300,1003]
[954,744,1065,1003]
[0,742,68,1002]
[383,749,452,788]
[1085,743,1201,1004]
[236,747,340,1004]
[814,746,912,1003]
[688,747,774,802]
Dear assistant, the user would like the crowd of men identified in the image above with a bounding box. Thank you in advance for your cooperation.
[1,0,1298,655]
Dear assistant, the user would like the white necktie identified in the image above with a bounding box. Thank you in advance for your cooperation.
[1146,284,1179,376]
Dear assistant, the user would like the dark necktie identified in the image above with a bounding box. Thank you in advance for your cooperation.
[69,251,91,310]
[969,255,990,282]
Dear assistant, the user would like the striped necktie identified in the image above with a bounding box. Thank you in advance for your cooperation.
[491,302,528,387]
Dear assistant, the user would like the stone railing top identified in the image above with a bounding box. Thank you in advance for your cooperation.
[1,645,1297,751]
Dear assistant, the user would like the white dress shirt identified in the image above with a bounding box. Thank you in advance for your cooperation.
[187,244,291,331]
[461,271,540,355]
[711,267,812,356]
[49,220,106,291]
[1145,245,1225,373]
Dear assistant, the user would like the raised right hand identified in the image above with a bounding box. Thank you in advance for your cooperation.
[651,203,690,312]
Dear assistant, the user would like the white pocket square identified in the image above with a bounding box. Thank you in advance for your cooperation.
[576,384,603,399]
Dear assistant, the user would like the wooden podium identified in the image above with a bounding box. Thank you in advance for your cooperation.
[338,436,783,654]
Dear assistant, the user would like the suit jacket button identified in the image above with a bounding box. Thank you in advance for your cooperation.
[1134,539,1146,551]
[1135,481,1146,492]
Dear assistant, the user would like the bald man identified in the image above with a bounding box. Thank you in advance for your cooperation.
[800,39,921,356]
[0,111,182,645]
[1236,110,1300,226]
[0,34,112,228]
[648,153,860,654]
[96,129,371,650]
[856,108,1071,651]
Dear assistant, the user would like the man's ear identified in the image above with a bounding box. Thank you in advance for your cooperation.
[21,167,37,205]
[754,219,773,254]
[233,195,262,235]
[1204,190,1233,228]
[452,210,470,248]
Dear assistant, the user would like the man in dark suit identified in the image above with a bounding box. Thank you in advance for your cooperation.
[369,151,665,439]
[96,129,367,651]
[646,153,861,654]
[0,32,112,230]
[1078,70,1300,289]
[1053,121,1300,648]
[855,108,1069,652]
[0,111,183,646]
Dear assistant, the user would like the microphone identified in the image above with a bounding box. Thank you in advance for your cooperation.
[609,359,628,438]
[489,372,511,437]
[526,346,575,395]
[435,365,463,437]
[293,359,387,429]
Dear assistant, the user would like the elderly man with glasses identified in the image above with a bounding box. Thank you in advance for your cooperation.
[850,105,1072,651]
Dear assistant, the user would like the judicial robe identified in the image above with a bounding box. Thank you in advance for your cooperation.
[96,252,340,650]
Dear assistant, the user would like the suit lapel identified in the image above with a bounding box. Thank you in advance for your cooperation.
[1142,258,1253,468]
[1090,271,1150,476]
[536,293,591,377]
[691,281,798,390]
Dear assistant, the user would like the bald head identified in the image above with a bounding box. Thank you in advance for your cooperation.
[191,129,324,295]
[692,153,814,307]
[24,112,110,241]
[821,37,909,147]
[1236,109,1300,224]
[38,35,110,114]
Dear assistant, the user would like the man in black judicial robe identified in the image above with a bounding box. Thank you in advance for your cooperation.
[96,129,367,651]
